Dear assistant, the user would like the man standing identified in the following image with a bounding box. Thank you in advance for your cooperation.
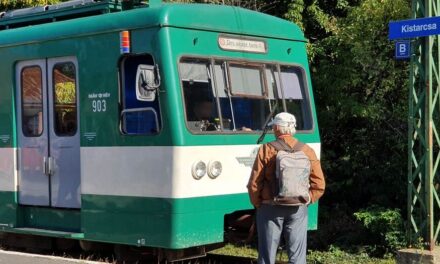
[247,112,325,264]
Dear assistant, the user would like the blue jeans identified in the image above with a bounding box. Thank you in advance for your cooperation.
[256,204,308,264]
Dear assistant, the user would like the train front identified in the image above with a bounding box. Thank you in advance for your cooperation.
[155,4,320,251]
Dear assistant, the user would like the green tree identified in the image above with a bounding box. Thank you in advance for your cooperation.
[166,0,271,11]
[307,0,410,253]
[314,0,410,210]
[0,0,63,10]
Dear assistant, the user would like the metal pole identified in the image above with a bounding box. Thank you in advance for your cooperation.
[409,0,440,250]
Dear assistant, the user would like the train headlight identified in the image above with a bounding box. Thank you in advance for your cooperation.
[208,161,222,179]
[192,161,206,180]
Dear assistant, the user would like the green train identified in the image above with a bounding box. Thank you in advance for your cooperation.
[0,0,320,261]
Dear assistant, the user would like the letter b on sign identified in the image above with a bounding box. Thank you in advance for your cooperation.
[399,44,406,53]
[395,40,410,60]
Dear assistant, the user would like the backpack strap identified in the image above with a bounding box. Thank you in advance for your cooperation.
[268,140,290,152]
[269,139,304,153]
[292,141,305,152]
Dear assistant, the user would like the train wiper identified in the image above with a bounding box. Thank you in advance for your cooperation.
[257,103,278,144]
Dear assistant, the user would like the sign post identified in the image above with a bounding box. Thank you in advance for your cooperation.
[389,5,440,252]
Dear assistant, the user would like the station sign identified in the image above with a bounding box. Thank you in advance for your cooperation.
[389,16,440,40]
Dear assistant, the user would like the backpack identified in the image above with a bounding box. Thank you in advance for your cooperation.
[269,139,311,206]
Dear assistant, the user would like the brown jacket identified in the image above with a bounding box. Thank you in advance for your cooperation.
[247,136,325,208]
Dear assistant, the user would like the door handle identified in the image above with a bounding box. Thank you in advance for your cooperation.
[47,157,53,176]
[43,157,47,176]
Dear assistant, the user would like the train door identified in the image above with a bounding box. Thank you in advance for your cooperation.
[16,57,80,208]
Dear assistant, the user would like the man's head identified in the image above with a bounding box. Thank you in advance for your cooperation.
[268,112,296,137]
[194,100,213,120]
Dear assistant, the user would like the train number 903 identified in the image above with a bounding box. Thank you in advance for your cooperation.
[92,99,107,112]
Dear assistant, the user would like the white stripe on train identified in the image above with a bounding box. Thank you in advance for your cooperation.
[0,143,320,198]
[81,143,321,198]
[0,148,16,192]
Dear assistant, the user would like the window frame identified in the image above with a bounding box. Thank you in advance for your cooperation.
[226,61,268,99]
[120,107,160,135]
[118,54,163,136]
[178,55,315,135]
[178,57,220,134]
[52,61,78,137]
[21,65,44,138]
[279,65,314,131]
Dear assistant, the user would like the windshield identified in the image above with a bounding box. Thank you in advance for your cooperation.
[179,57,313,133]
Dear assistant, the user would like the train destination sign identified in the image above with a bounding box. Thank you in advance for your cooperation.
[389,16,440,39]
[218,36,267,53]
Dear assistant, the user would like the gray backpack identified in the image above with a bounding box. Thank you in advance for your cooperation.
[269,139,311,206]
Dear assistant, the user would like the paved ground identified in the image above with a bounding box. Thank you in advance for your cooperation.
[0,249,104,264]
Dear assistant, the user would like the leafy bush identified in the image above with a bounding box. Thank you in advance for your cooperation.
[354,206,406,256]
[308,245,395,264]
[212,243,395,264]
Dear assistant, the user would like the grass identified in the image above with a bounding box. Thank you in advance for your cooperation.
[211,244,396,264]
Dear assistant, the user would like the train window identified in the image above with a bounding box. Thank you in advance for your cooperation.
[120,55,161,135]
[228,62,266,98]
[265,65,283,114]
[53,62,77,136]
[21,66,44,137]
[121,108,159,134]
[213,60,273,131]
[280,66,312,130]
[179,57,313,133]
[180,58,220,132]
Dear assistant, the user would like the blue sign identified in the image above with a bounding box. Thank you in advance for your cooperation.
[389,16,440,39]
[395,41,410,59]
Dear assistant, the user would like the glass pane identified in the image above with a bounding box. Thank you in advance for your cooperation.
[219,97,270,131]
[178,58,313,133]
[266,67,281,100]
[281,66,312,130]
[21,66,43,137]
[53,62,77,136]
[229,63,265,97]
[265,65,283,114]
[213,63,227,98]
[122,109,159,135]
[281,68,303,99]
[217,62,275,131]
[180,59,220,132]
[180,62,209,82]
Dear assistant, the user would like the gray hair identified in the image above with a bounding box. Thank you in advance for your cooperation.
[278,125,296,135]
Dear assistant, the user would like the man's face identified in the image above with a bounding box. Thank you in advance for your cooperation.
[195,101,212,120]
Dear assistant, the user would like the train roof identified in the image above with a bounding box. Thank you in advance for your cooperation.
[0,3,305,48]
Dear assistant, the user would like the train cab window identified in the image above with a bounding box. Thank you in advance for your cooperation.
[228,63,266,97]
[21,66,44,137]
[120,55,161,135]
[180,58,220,132]
[213,61,274,131]
[280,66,312,130]
[266,65,284,113]
[179,57,313,133]
[53,62,77,136]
